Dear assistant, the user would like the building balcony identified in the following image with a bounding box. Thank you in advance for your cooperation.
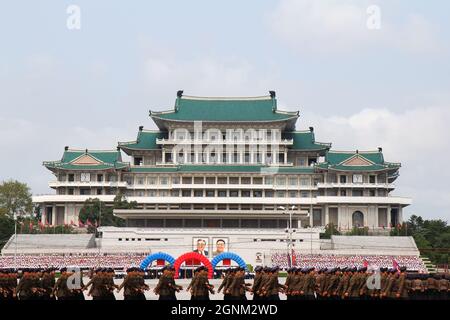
[48,181,128,188]
[317,182,395,189]
[156,138,294,145]
[315,195,412,206]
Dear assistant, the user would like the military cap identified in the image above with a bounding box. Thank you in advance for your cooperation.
[399,266,407,272]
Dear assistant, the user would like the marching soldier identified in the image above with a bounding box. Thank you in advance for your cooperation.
[154,266,181,300]
[266,267,283,300]
[190,266,214,300]
[325,268,340,300]
[41,268,56,300]
[218,268,233,300]
[256,267,271,299]
[410,273,425,300]
[302,267,316,300]
[437,273,449,300]
[53,268,74,300]
[118,268,139,300]
[251,266,263,300]
[315,268,328,300]
[228,267,249,300]
[16,269,39,300]
[345,267,361,300]
[0,269,17,300]
[83,268,109,300]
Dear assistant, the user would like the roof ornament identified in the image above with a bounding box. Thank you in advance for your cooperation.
[309,127,314,132]
[378,147,383,152]
[117,146,121,151]
[139,126,144,131]
[64,146,69,151]
[177,90,184,98]
[85,148,88,154]
[356,149,359,154]
[270,90,277,112]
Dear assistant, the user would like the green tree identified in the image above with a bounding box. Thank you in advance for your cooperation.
[78,194,134,232]
[0,180,33,218]
[321,223,341,239]
[345,226,369,236]
[0,215,14,249]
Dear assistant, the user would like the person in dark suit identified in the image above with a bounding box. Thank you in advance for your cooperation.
[193,239,208,256]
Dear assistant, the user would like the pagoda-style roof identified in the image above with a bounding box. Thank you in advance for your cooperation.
[284,130,331,152]
[118,129,166,155]
[44,149,129,172]
[315,150,401,173]
[130,165,315,174]
[150,92,299,130]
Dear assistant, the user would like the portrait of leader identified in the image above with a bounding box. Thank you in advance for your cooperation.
[192,238,209,256]
[212,238,228,257]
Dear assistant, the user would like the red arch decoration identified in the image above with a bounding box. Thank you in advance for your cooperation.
[173,252,213,279]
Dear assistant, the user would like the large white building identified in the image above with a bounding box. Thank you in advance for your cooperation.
[33,91,412,265]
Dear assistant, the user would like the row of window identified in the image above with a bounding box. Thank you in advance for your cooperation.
[57,187,388,197]
[125,175,322,186]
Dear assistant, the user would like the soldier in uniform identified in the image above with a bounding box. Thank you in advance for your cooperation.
[357,267,369,300]
[251,266,263,300]
[256,267,271,299]
[437,273,449,300]
[425,273,439,300]
[5,269,18,300]
[266,267,283,300]
[83,268,108,300]
[40,268,56,300]
[16,269,39,300]
[315,268,328,300]
[336,267,350,300]
[392,267,409,300]
[302,267,316,300]
[53,268,74,300]
[189,266,213,300]
[345,267,361,300]
[410,273,424,300]
[228,267,249,300]
[154,266,181,300]
[118,268,138,300]
[324,268,340,300]
[218,268,233,300]
[283,268,294,300]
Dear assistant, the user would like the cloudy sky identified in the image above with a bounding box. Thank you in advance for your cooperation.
[0,1,449,220]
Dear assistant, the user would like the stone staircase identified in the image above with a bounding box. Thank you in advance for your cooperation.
[420,256,436,273]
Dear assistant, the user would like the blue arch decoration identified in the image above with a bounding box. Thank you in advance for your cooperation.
[140,252,176,269]
[211,252,247,271]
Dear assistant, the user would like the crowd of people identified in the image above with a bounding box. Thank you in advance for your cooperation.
[0,266,449,300]
[271,253,427,272]
[0,254,147,269]
[0,253,428,273]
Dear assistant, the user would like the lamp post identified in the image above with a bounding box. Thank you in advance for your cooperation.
[13,212,17,271]
[278,205,297,267]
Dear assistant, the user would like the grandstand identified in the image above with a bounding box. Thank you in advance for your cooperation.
[326,235,420,256]
[1,234,97,255]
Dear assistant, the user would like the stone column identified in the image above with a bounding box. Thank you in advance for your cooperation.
[52,205,56,226]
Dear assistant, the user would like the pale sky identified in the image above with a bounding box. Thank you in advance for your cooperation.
[0,1,449,220]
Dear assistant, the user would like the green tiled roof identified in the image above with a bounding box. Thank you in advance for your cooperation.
[284,131,331,151]
[150,96,298,123]
[44,149,129,171]
[118,130,166,154]
[315,150,400,172]
[130,165,315,174]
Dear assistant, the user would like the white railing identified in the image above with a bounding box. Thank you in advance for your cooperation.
[317,182,395,189]
[156,138,294,145]
[49,181,128,188]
